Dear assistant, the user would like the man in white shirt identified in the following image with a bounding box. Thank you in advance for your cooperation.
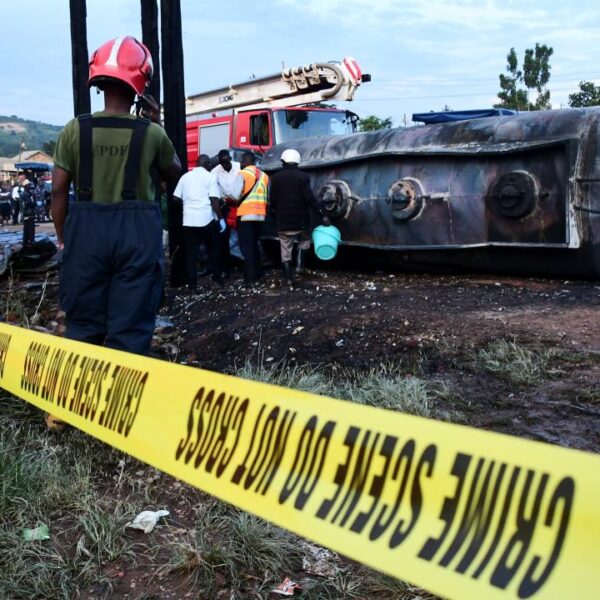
[212,149,240,198]
[11,182,24,225]
[173,154,226,290]
[212,149,243,264]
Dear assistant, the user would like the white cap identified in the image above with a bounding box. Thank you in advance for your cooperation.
[281,148,301,164]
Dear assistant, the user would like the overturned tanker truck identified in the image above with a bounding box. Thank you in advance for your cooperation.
[261,107,600,278]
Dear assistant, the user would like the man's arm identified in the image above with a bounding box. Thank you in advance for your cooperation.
[51,166,71,249]
[159,154,182,188]
[303,175,329,225]
[210,197,223,219]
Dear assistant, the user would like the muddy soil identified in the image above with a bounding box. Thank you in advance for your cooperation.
[159,266,600,452]
[3,262,599,600]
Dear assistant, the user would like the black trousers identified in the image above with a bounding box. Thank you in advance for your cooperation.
[183,220,222,287]
[59,201,164,355]
[11,201,19,225]
[237,220,263,284]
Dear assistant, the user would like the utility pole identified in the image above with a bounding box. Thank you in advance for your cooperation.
[140,0,161,107]
[68,0,187,286]
[69,0,91,117]
[160,0,187,286]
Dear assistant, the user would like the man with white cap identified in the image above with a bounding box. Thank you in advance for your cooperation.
[268,148,328,286]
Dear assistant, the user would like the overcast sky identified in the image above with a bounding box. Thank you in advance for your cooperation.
[1,0,599,126]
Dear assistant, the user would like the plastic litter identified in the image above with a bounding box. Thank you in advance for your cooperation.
[22,524,50,541]
[45,413,66,431]
[154,316,174,329]
[125,509,169,533]
[301,542,339,578]
[272,577,302,596]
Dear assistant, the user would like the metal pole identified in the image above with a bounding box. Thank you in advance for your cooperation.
[160,0,187,286]
[69,0,91,117]
[140,0,161,106]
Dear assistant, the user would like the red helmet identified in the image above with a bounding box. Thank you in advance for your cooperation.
[88,36,153,96]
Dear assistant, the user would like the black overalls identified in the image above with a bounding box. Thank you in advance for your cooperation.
[59,115,164,355]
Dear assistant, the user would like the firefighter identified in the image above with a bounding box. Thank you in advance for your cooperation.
[233,151,269,287]
[269,148,328,286]
[51,35,181,355]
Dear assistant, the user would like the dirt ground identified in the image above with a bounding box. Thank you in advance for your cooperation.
[2,252,599,599]
[158,264,600,452]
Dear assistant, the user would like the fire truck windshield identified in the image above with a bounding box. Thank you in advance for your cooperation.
[273,109,356,142]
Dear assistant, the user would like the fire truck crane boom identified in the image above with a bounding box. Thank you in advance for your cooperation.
[186,57,368,116]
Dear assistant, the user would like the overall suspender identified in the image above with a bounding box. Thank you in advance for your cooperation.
[76,114,151,202]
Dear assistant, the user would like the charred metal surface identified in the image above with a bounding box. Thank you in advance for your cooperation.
[387,178,424,220]
[317,180,353,220]
[262,108,600,277]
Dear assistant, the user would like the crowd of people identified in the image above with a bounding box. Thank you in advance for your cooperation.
[42,34,334,433]
[0,177,51,226]
[48,35,330,361]
[174,146,329,290]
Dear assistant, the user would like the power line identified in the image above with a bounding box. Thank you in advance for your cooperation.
[352,85,590,102]
[375,71,600,86]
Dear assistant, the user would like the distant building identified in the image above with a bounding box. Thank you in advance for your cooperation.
[0,150,53,182]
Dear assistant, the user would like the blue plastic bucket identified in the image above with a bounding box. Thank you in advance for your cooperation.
[312,225,341,260]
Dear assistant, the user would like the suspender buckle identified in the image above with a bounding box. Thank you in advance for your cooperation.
[122,190,136,201]
[77,187,92,202]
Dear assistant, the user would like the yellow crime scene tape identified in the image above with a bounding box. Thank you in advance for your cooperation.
[0,322,598,600]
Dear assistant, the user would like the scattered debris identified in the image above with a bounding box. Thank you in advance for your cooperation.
[155,315,174,329]
[22,524,50,541]
[0,232,57,275]
[126,509,169,533]
[272,577,302,596]
[301,542,339,578]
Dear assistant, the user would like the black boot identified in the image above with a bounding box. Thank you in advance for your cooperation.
[296,248,307,274]
[282,261,293,286]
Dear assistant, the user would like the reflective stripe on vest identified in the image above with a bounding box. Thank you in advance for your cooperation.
[237,166,269,217]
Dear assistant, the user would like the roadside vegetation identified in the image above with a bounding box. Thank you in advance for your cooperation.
[1,271,598,598]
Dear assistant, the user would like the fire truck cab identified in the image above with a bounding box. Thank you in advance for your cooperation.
[185,57,368,165]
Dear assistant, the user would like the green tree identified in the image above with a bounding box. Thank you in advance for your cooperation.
[358,115,392,132]
[42,140,56,156]
[523,43,553,109]
[496,48,529,111]
[568,81,600,107]
[495,44,553,111]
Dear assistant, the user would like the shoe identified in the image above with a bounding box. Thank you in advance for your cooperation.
[282,261,293,286]
[295,249,307,274]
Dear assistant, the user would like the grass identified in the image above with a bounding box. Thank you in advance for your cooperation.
[576,386,600,406]
[0,390,436,600]
[0,274,444,598]
[0,396,139,599]
[163,499,300,598]
[236,358,463,420]
[1,273,31,326]
[474,339,555,386]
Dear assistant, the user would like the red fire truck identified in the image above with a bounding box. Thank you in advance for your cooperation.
[185,57,370,165]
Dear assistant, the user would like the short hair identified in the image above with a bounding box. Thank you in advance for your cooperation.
[241,150,256,165]
[197,154,211,168]
[218,149,231,160]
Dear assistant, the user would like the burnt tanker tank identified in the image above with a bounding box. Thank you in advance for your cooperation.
[261,108,600,278]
